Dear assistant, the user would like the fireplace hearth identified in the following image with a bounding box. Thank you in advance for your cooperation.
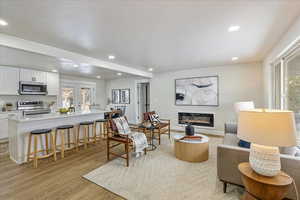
[178,112,214,128]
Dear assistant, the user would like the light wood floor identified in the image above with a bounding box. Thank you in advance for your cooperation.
[0,140,124,200]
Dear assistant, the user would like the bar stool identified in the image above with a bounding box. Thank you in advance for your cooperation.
[27,128,56,168]
[94,119,108,140]
[77,121,95,149]
[55,125,77,159]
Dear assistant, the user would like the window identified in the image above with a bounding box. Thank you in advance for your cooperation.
[80,87,92,110]
[62,87,75,108]
[272,49,300,140]
[60,79,96,110]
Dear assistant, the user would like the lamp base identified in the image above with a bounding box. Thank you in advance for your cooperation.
[249,143,281,177]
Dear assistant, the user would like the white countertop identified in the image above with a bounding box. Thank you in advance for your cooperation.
[9,110,109,122]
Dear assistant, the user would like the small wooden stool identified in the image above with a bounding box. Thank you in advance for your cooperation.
[77,121,95,149]
[55,125,77,158]
[94,119,108,140]
[27,128,56,168]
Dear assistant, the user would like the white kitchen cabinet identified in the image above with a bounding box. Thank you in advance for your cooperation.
[0,114,8,140]
[20,68,47,83]
[0,66,19,95]
[46,72,59,96]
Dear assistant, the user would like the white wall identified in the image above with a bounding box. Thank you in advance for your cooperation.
[150,63,264,134]
[263,15,300,108]
[106,78,137,123]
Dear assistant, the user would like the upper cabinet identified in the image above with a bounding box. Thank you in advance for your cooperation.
[0,66,19,95]
[0,67,60,96]
[20,69,47,83]
[46,72,59,96]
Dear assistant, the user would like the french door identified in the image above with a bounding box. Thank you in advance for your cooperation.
[60,80,96,110]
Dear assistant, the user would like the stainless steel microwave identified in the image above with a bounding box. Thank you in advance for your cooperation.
[19,81,47,95]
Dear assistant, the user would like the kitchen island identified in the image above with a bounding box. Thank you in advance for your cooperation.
[8,110,107,164]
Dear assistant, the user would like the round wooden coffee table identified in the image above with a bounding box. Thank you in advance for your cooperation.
[173,134,209,162]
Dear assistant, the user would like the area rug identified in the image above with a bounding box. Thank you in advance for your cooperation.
[83,134,243,200]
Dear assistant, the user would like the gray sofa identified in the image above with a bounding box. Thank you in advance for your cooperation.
[217,123,300,199]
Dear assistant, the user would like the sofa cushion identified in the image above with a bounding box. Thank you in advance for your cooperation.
[223,133,239,146]
[295,149,300,157]
[280,146,298,156]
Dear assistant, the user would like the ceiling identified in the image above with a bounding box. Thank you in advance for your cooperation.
[0,0,300,73]
[0,46,138,80]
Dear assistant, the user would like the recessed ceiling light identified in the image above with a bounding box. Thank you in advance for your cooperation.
[232,57,239,61]
[96,75,101,79]
[52,69,58,73]
[117,72,122,76]
[148,68,153,72]
[80,63,90,67]
[60,58,72,62]
[73,64,79,68]
[228,25,240,32]
[108,55,115,60]
[0,19,8,26]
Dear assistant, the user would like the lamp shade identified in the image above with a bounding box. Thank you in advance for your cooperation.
[234,101,255,114]
[237,109,297,147]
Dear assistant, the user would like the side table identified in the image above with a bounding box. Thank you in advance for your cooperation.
[140,125,157,151]
[238,162,293,200]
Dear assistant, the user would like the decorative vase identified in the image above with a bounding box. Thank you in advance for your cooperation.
[249,143,280,177]
[185,123,194,136]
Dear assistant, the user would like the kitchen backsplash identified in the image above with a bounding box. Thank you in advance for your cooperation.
[0,95,57,111]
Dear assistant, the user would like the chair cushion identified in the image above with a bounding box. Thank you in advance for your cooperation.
[31,128,52,134]
[80,121,94,125]
[57,125,74,129]
[95,119,107,123]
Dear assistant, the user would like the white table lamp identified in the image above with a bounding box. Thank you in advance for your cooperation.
[238,109,297,177]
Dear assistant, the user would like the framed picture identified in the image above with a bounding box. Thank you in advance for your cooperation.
[175,76,219,106]
[112,89,120,104]
[120,89,130,104]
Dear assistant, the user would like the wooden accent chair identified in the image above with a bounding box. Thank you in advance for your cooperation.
[143,111,171,145]
[106,116,147,167]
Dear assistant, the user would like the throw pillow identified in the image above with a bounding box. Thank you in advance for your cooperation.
[238,140,251,148]
[113,117,131,135]
[150,113,161,125]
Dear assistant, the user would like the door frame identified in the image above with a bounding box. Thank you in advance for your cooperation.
[134,79,150,124]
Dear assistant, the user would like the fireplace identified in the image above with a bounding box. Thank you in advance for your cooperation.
[178,112,214,128]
